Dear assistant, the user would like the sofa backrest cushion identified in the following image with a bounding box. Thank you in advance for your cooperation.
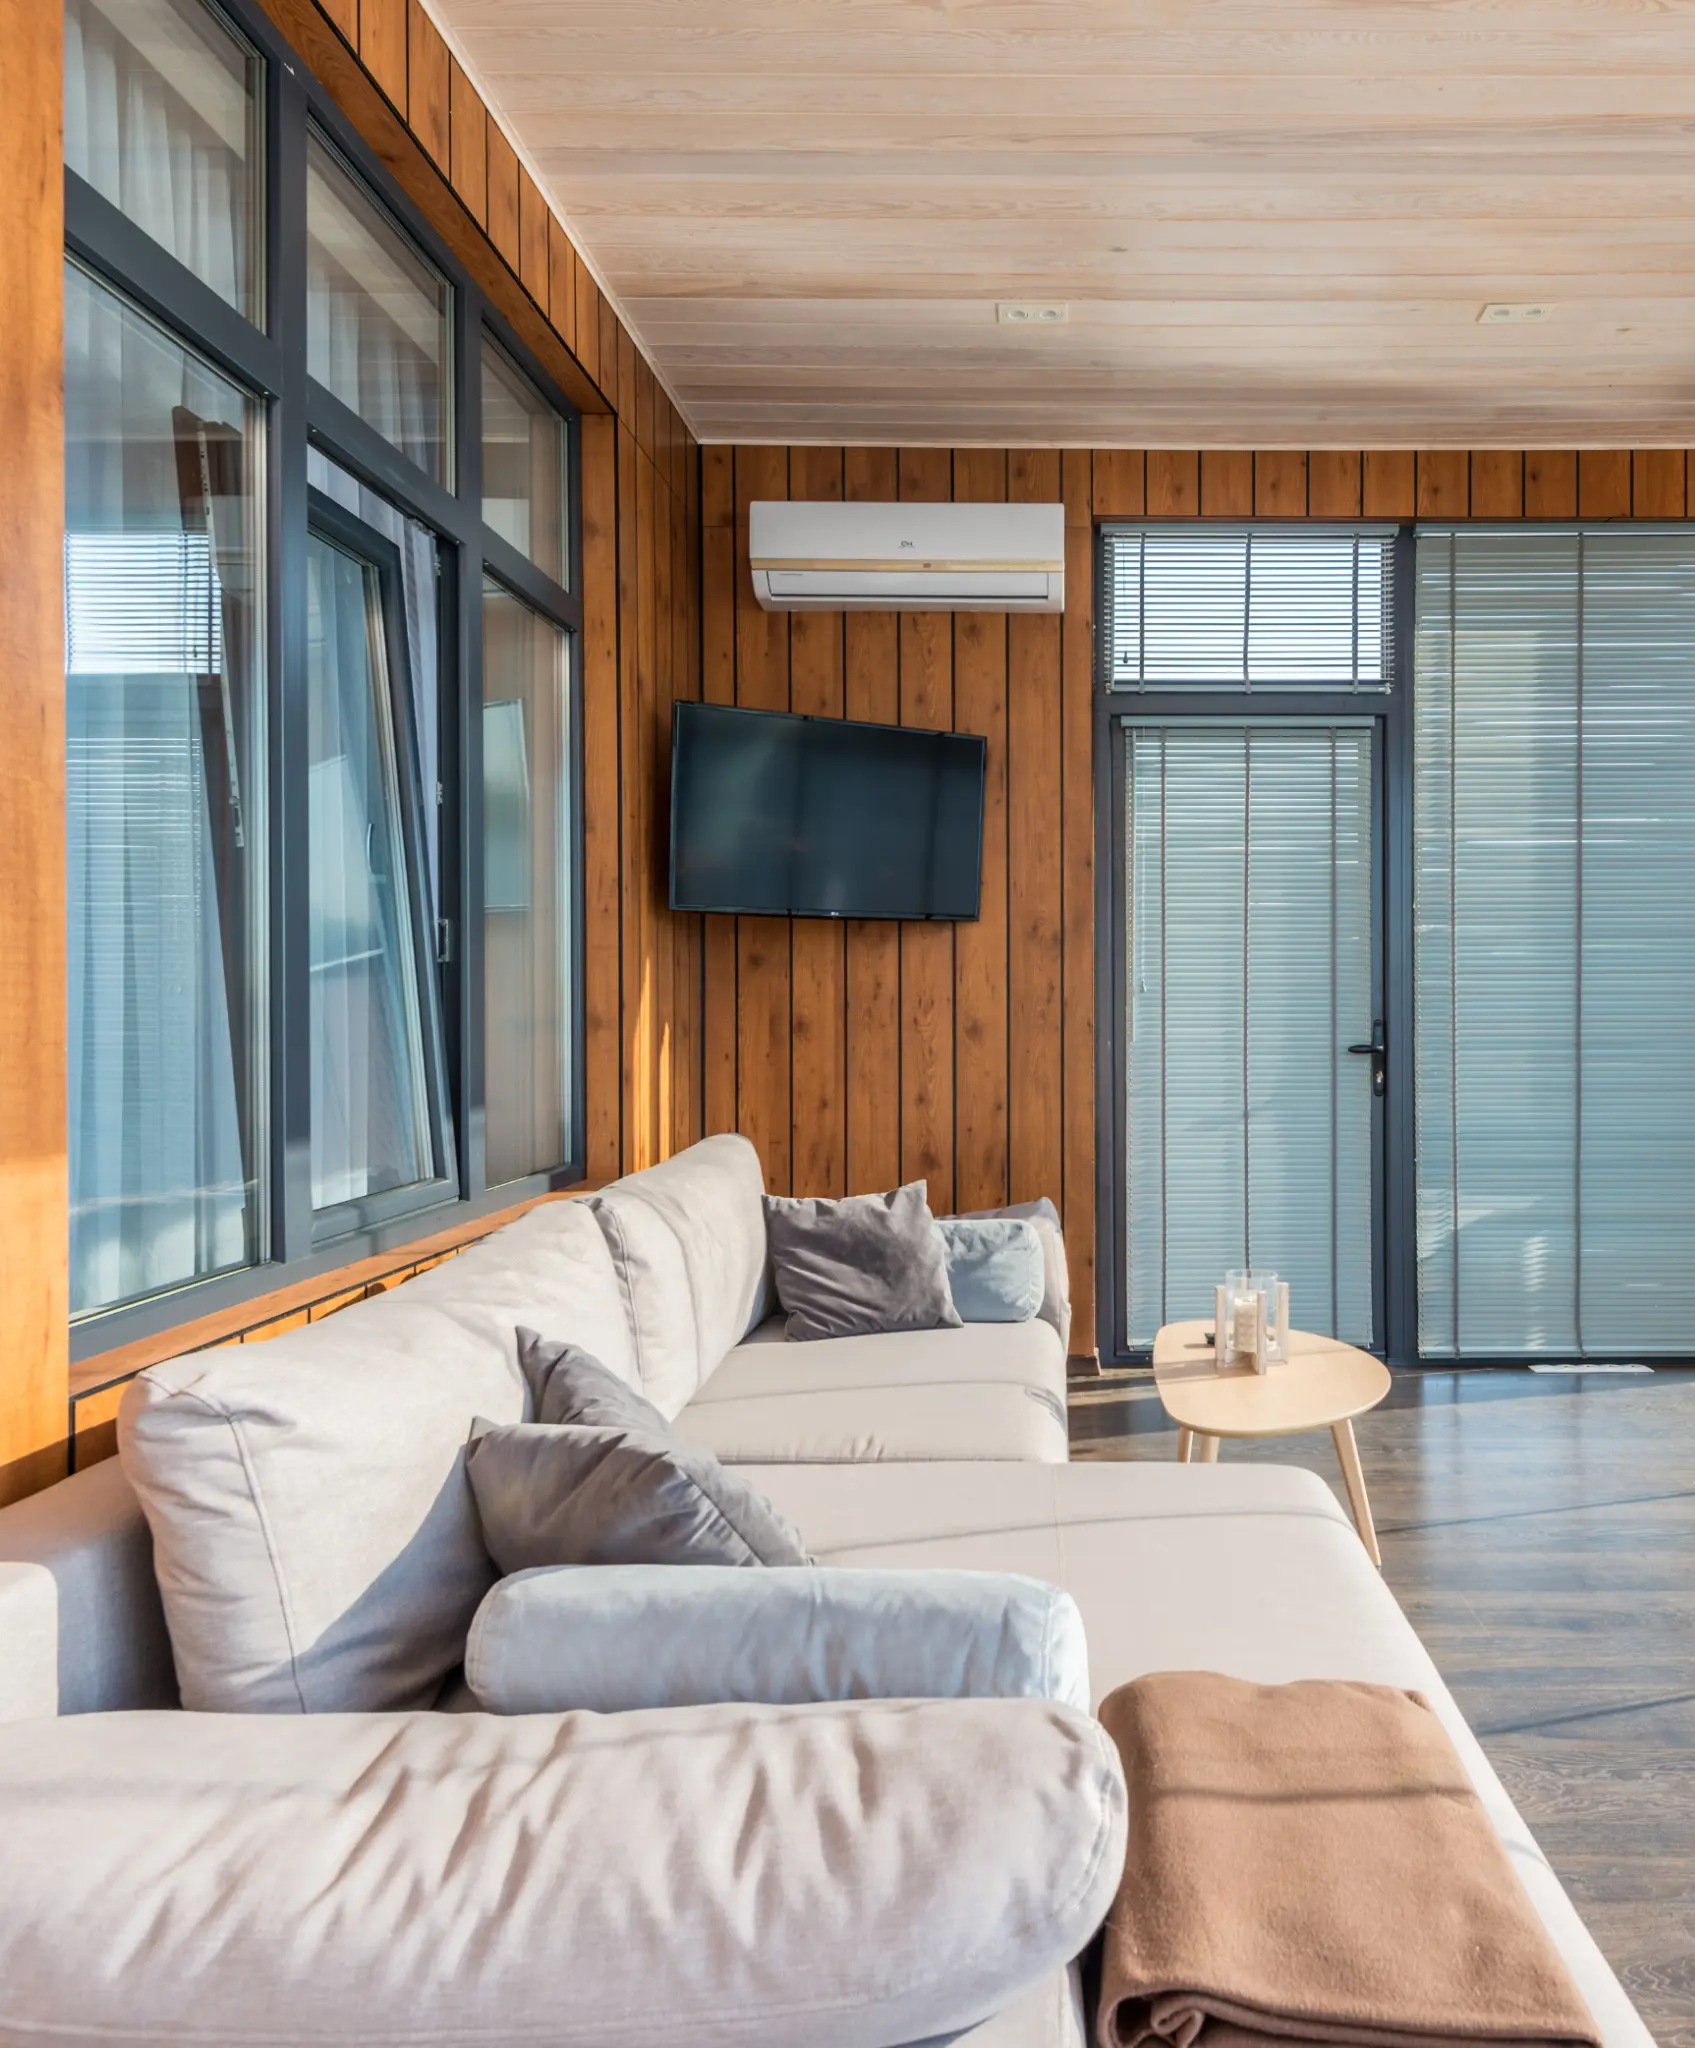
[118,1296,525,1713]
[588,1134,772,1416]
[403,1198,637,1390]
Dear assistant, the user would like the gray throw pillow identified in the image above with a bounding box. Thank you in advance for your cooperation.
[955,1196,1071,1353]
[762,1181,963,1342]
[466,1420,812,1574]
[517,1329,670,1432]
[936,1218,1044,1323]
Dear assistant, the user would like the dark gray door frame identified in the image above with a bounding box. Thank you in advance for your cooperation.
[1090,525,1418,1368]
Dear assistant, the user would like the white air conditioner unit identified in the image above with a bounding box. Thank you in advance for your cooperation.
[749,500,1064,612]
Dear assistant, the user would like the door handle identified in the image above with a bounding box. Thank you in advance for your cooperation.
[1347,1022,1387,1098]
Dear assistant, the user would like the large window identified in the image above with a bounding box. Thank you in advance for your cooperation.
[1414,527,1695,1357]
[64,0,583,1349]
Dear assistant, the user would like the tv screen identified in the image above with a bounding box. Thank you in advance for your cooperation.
[669,703,985,920]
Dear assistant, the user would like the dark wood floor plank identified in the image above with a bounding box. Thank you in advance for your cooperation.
[1070,1365,1695,2041]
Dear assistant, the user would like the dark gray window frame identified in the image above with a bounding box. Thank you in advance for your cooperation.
[65,0,586,1364]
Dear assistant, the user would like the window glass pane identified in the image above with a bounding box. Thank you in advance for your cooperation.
[308,449,443,916]
[306,130,451,484]
[64,262,265,1316]
[1101,526,1394,690]
[481,338,567,584]
[65,0,262,322]
[308,527,438,1210]
[483,581,573,1183]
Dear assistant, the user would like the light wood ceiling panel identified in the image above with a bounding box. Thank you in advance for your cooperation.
[429,0,1695,446]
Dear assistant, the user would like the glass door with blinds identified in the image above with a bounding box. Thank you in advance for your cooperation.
[1098,525,1405,1363]
[1414,527,1695,1358]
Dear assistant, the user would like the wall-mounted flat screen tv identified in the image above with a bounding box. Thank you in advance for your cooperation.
[669,702,986,920]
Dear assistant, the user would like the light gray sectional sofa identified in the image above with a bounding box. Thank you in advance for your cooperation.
[0,1134,1652,2048]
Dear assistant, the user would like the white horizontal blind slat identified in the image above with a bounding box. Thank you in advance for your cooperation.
[1102,526,1394,691]
[1414,526,1695,1357]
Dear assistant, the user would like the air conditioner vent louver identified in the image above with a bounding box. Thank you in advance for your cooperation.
[749,500,1065,612]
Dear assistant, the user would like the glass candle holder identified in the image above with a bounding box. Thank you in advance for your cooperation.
[1214,1270,1289,1373]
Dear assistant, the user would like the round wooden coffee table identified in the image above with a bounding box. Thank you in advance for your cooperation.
[1151,1320,1391,1567]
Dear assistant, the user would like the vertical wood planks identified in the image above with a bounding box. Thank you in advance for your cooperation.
[1146,451,1199,517]
[843,447,902,1194]
[1525,451,1577,519]
[1201,451,1252,517]
[358,0,407,108]
[1308,452,1362,518]
[1416,452,1469,519]
[1362,452,1415,518]
[896,448,955,1211]
[951,448,1010,1214]
[734,446,793,1191]
[1255,451,1308,516]
[700,447,737,1140]
[0,0,67,1500]
[405,2,448,170]
[485,123,520,273]
[1059,450,1097,1353]
[447,57,486,227]
[1633,451,1686,518]
[1092,450,1144,520]
[1007,449,1065,1212]
[1579,451,1632,518]
[579,416,621,1185]
[1470,451,1524,518]
[788,447,848,1197]
[518,168,549,310]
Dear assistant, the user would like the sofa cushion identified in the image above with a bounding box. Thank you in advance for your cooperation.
[118,1296,524,1713]
[743,1459,1650,2048]
[764,1181,963,1342]
[466,1563,1089,1713]
[519,1330,671,1431]
[938,1218,1045,1323]
[0,1699,1126,2048]
[405,1196,637,1390]
[467,1421,812,1572]
[677,1318,1068,1464]
[589,1135,772,1414]
[955,1198,1071,1354]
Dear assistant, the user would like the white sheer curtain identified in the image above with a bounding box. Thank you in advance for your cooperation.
[65,265,261,1316]
[64,0,255,316]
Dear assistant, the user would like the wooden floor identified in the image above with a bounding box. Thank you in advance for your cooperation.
[1071,1366,1695,2046]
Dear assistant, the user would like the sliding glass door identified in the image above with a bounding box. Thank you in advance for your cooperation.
[1414,527,1695,1357]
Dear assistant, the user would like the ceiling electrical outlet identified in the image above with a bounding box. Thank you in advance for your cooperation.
[1478,302,1552,324]
[997,302,1068,326]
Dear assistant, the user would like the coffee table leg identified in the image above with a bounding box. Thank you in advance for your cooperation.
[1331,1420,1381,1568]
[1176,1427,1194,1463]
[1196,1434,1220,1464]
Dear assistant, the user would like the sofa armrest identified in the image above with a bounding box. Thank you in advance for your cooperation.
[0,1562,57,1720]
[0,1697,1126,2048]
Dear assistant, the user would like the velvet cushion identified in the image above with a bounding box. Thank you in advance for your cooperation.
[762,1181,962,1342]
[467,1421,812,1573]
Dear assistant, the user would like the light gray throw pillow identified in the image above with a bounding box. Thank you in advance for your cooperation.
[936,1217,1044,1323]
[517,1328,671,1432]
[466,1421,812,1573]
[956,1196,1072,1352]
[762,1181,963,1341]
[466,1564,1090,1714]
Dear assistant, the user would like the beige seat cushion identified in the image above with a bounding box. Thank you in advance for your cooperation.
[0,1698,1125,2048]
[745,1459,1650,2048]
[119,1296,526,1714]
[677,1319,1068,1464]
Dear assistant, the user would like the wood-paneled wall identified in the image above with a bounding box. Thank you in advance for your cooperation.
[0,0,68,1505]
[5,0,707,1492]
[697,444,1695,1361]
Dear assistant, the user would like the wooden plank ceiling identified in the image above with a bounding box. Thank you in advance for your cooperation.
[428,1,1695,448]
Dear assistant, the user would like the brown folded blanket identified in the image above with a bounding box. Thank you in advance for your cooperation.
[1095,1672,1599,2048]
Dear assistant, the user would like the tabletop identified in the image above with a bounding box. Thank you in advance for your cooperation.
[1151,1319,1392,1440]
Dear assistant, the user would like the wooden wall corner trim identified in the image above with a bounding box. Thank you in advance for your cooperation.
[0,0,69,1500]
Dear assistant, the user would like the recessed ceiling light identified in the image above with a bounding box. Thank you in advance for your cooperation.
[997,302,1068,326]
[1478,303,1551,324]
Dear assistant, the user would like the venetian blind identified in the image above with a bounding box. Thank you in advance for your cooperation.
[1102,525,1396,690]
[1414,527,1695,1357]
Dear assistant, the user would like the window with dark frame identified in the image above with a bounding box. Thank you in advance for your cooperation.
[62,0,585,1354]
